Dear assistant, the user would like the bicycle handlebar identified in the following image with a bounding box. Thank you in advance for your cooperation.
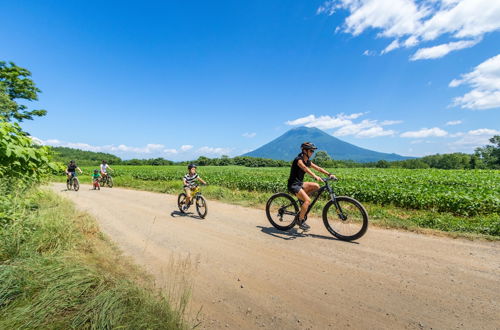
[322,177,338,182]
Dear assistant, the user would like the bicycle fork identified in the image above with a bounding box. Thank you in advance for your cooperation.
[328,187,348,221]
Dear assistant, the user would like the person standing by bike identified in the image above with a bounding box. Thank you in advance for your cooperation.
[288,142,336,231]
[66,160,83,184]
[92,169,101,190]
[100,160,113,179]
[182,164,207,211]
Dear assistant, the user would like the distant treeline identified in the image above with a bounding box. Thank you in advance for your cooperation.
[50,147,121,166]
[49,135,500,170]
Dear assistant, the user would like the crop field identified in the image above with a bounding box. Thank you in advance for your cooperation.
[75,166,500,217]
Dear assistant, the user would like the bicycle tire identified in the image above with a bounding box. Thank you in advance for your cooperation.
[66,179,72,190]
[322,196,368,241]
[73,178,80,192]
[177,193,187,213]
[196,195,208,219]
[265,193,299,231]
[107,176,113,188]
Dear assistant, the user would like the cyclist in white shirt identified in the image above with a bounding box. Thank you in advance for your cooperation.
[100,160,113,179]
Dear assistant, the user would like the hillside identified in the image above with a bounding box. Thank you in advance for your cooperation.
[49,146,122,166]
[243,127,409,162]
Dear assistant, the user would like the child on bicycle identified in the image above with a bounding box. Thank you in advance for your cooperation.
[288,142,337,231]
[182,164,207,211]
[92,169,101,190]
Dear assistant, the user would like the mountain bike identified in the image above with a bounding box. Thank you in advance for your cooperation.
[66,174,80,191]
[100,173,113,188]
[265,177,368,241]
[177,185,208,218]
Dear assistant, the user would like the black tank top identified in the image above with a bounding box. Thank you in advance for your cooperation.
[288,153,311,186]
[67,164,77,173]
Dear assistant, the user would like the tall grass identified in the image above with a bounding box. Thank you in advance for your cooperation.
[0,180,190,329]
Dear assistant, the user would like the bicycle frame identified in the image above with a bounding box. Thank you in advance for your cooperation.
[284,178,346,220]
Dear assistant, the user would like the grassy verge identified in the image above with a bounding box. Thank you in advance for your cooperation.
[53,175,500,240]
[0,182,190,329]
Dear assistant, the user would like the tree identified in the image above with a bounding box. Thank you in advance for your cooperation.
[0,120,56,180]
[475,135,500,169]
[0,61,46,121]
[375,160,390,168]
[313,150,333,167]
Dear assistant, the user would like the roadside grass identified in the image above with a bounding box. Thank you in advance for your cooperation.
[52,175,500,240]
[0,183,191,329]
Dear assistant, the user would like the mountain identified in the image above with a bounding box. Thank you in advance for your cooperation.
[242,127,410,162]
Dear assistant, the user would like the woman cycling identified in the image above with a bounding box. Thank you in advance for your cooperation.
[288,142,337,231]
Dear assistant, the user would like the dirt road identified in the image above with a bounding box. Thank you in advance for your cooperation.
[52,183,500,329]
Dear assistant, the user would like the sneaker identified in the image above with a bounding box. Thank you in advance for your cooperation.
[182,205,188,211]
[296,218,311,231]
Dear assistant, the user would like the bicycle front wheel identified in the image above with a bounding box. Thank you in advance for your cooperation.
[178,193,187,213]
[265,193,299,231]
[73,178,80,192]
[196,196,208,219]
[322,196,368,241]
[66,179,72,190]
[107,176,113,188]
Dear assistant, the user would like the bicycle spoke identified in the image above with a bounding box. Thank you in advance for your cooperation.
[323,197,368,241]
[266,193,298,231]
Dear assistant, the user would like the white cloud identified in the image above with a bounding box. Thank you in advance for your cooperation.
[468,128,500,136]
[334,119,397,137]
[242,132,257,138]
[285,113,365,130]
[381,39,401,54]
[286,113,401,138]
[32,137,235,160]
[363,49,376,56]
[197,146,232,156]
[449,54,500,110]
[400,127,448,138]
[449,128,500,150]
[410,38,480,60]
[114,143,165,154]
[319,0,500,60]
[445,120,462,126]
[32,138,179,155]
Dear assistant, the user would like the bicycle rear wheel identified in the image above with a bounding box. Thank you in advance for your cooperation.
[177,193,187,213]
[196,196,208,219]
[73,178,80,192]
[66,179,72,190]
[322,196,368,241]
[265,193,299,231]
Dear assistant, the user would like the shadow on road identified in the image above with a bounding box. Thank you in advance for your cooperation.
[170,210,204,220]
[257,225,358,244]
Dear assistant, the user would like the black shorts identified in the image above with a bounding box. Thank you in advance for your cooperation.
[288,182,303,194]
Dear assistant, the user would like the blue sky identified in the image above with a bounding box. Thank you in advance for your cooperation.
[3,0,499,160]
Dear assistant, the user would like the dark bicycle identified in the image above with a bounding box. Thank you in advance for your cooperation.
[177,185,208,219]
[66,174,80,191]
[265,177,368,241]
[99,173,113,188]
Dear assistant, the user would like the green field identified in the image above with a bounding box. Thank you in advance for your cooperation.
[61,166,500,238]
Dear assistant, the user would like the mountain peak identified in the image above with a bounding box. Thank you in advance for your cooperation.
[243,126,409,162]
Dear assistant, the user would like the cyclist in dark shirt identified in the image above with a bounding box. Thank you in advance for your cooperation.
[288,142,337,231]
[66,160,83,184]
